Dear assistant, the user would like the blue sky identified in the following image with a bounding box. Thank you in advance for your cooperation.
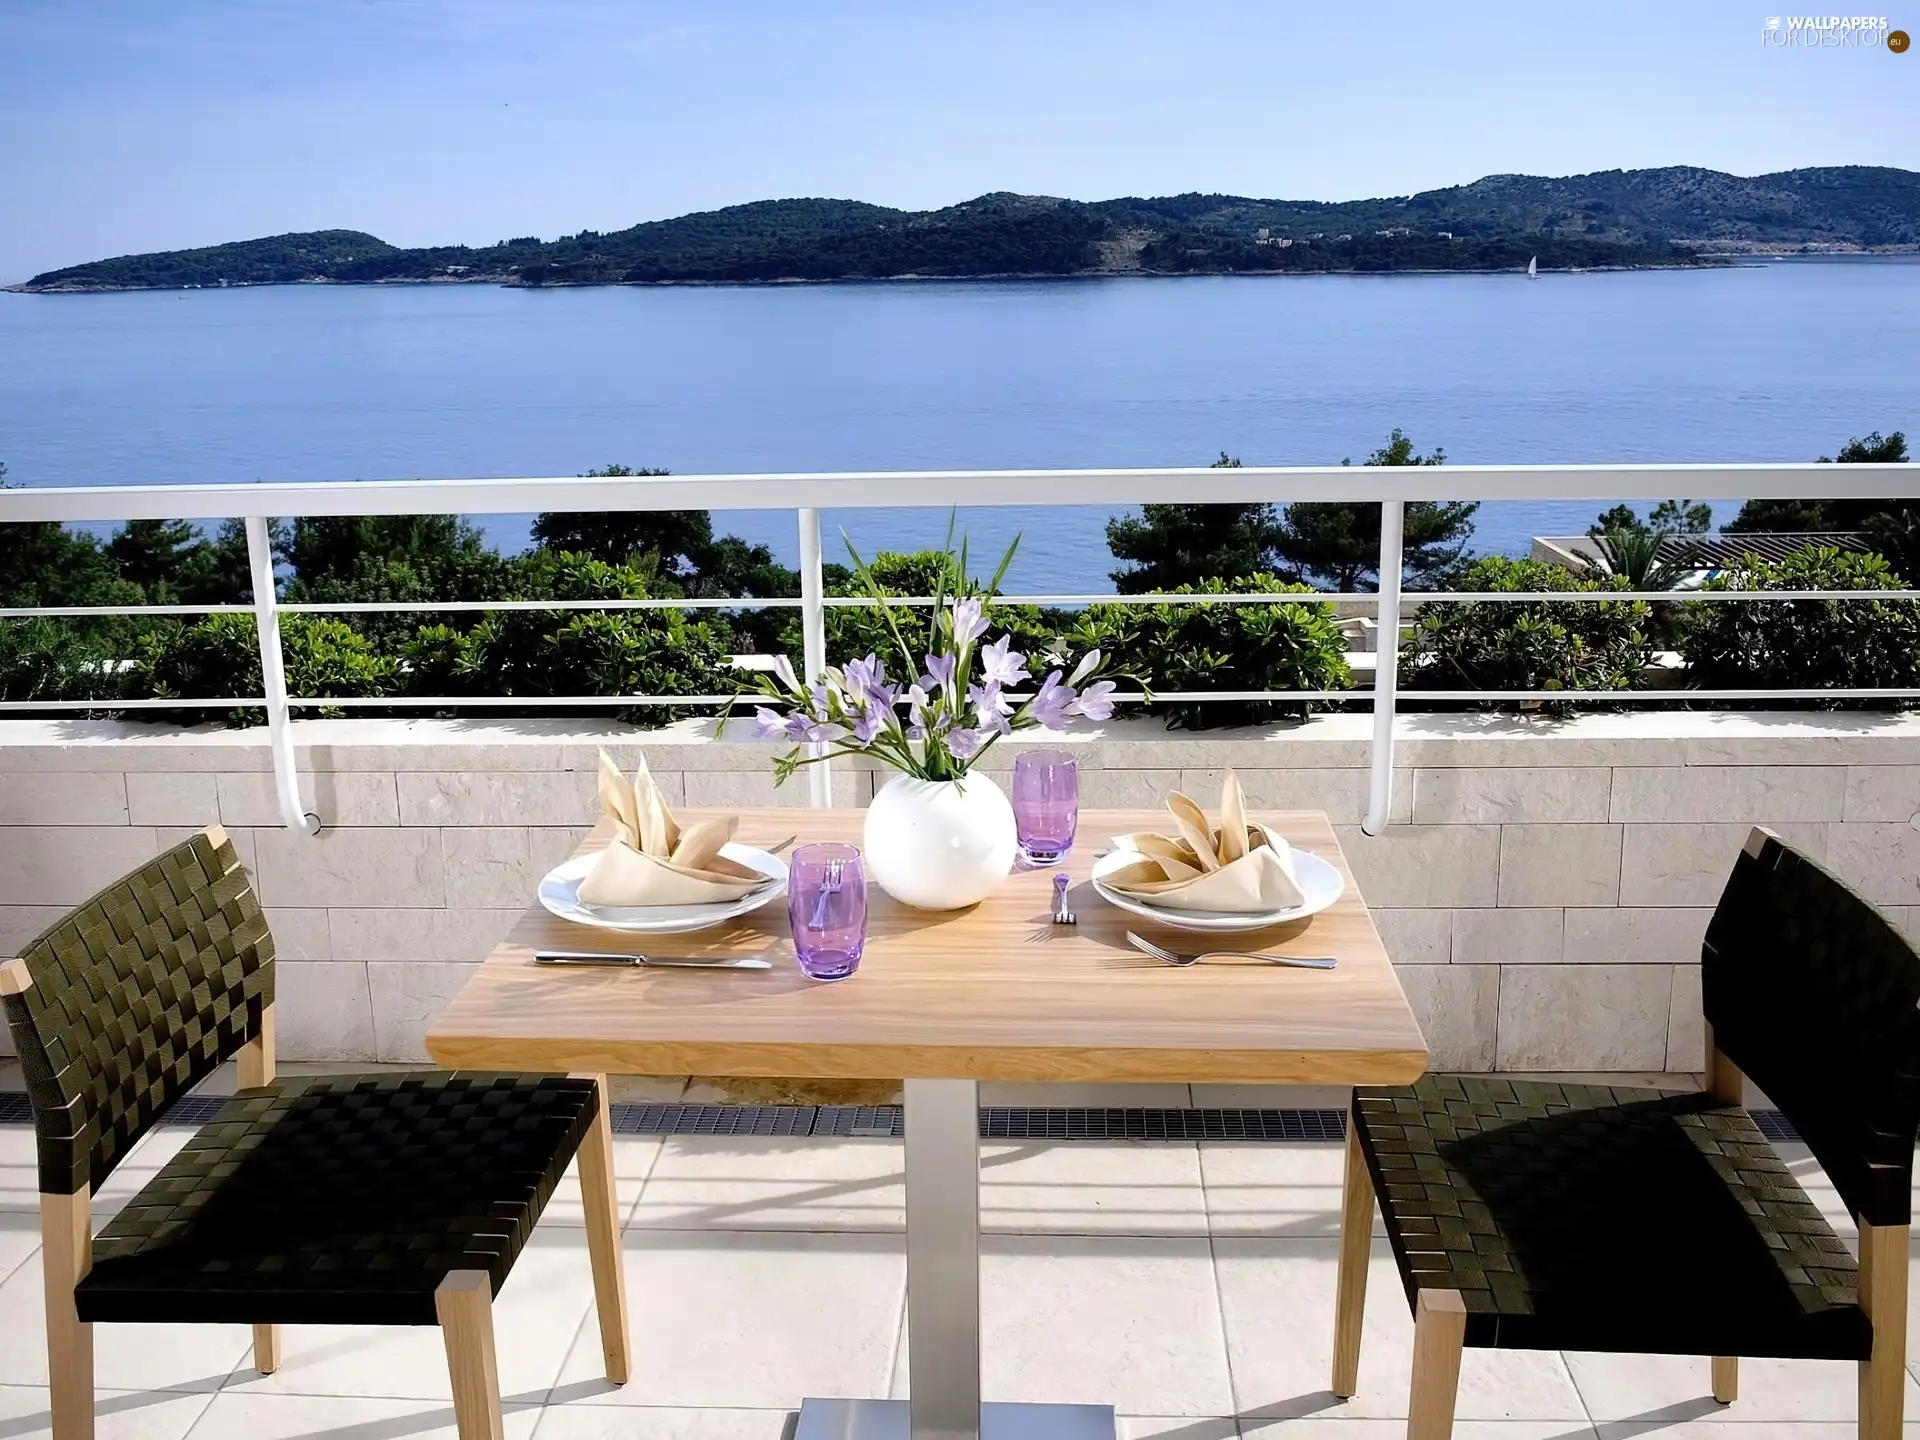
[2,0,1914,283]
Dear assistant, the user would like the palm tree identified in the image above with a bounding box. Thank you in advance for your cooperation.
[1582,527,1697,592]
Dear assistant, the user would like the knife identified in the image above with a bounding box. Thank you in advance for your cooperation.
[534,949,773,970]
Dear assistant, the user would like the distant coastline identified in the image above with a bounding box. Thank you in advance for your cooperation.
[7,258,1736,295]
[13,162,1916,294]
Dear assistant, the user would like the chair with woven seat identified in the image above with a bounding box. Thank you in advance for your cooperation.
[1331,826,1920,1440]
[0,825,631,1440]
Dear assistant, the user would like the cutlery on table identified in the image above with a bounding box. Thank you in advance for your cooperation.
[1052,871,1077,926]
[1125,931,1338,970]
[534,949,772,970]
[759,835,798,856]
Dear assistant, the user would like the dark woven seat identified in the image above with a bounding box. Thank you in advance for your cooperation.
[0,827,629,1440]
[1352,1076,1867,1358]
[1332,828,1920,1439]
[77,1071,598,1326]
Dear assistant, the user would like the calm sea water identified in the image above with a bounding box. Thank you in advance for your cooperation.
[2,259,1916,593]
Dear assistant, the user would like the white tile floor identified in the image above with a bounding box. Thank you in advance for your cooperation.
[2,1111,1919,1440]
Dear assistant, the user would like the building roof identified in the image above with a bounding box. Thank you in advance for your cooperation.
[1659,532,1873,566]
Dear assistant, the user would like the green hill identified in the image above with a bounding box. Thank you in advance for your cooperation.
[24,230,400,290]
[19,165,1920,292]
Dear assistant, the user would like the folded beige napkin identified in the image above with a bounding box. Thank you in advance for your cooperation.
[577,749,769,907]
[1103,771,1306,913]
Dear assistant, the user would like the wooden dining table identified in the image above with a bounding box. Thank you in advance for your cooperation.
[425,805,1429,1440]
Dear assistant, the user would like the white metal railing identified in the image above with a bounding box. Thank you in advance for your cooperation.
[1,461,1913,836]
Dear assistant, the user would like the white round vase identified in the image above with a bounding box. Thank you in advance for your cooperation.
[863,772,1018,910]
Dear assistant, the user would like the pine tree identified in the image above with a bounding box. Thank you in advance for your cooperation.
[1727,431,1909,533]
[106,519,207,600]
[1105,453,1287,592]
[1271,430,1478,591]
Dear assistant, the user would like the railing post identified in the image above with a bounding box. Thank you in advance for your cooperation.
[245,517,320,836]
[1362,501,1404,836]
[797,507,831,809]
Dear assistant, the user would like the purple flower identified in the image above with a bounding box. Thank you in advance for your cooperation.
[968,680,1013,724]
[980,634,1028,687]
[970,682,1014,737]
[948,596,988,645]
[1071,679,1118,722]
[1029,671,1076,729]
[783,712,818,742]
[770,654,803,695]
[921,652,957,692]
[1069,648,1102,686]
[844,653,887,703]
[945,727,985,761]
[753,706,790,741]
[851,708,887,745]
[904,682,931,726]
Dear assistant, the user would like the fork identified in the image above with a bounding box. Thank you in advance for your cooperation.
[808,857,844,931]
[1126,931,1338,969]
[1051,871,1077,926]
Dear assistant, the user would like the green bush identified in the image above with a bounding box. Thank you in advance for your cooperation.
[1068,576,1353,729]
[1679,546,1920,706]
[462,550,736,722]
[143,613,394,725]
[1402,556,1654,713]
[0,619,130,713]
[397,623,481,710]
[8,549,743,730]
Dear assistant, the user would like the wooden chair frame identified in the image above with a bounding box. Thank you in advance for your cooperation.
[1328,831,1912,1440]
[2,827,632,1440]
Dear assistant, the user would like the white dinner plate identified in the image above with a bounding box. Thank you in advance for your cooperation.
[1089,845,1345,934]
[538,843,790,935]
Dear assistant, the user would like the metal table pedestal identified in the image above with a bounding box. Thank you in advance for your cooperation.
[794,1399,1116,1440]
[794,1079,1118,1440]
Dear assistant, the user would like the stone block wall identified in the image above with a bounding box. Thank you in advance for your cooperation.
[4,711,1919,1074]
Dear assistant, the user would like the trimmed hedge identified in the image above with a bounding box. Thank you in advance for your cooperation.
[1069,576,1354,728]
[143,613,395,725]
[0,549,740,727]
[1679,546,1920,706]
[1401,556,1655,713]
[6,543,1915,728]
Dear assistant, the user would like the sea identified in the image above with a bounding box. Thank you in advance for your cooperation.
[2,257,1917,593]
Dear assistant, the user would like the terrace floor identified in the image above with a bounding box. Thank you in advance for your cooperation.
[0,1073,1915,1440]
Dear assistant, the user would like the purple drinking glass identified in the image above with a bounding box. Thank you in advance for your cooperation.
[1013,748,1079,865]
[787,843,867,981]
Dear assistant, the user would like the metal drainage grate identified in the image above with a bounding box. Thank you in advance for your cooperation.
[613,1103,814,1137]
[978,1108,1351,1142]
[0,1091,1807,1145]
[816,1106,902,1138]
[610,1105,1356,1141]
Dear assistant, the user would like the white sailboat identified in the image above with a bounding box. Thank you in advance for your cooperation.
[1526,255,1538,279]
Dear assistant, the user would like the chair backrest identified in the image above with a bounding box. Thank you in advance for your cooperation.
[0,827,274,1197]
[1703,827,1920,1227]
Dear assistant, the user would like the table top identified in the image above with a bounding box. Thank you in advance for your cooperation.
[423,807,1429,1085]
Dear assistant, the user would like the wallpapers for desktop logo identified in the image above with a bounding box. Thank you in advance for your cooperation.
[1761,14,1908,46]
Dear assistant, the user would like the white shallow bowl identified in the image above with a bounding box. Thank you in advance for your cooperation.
[538,843,789,935]
[1089,846,1345,934]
